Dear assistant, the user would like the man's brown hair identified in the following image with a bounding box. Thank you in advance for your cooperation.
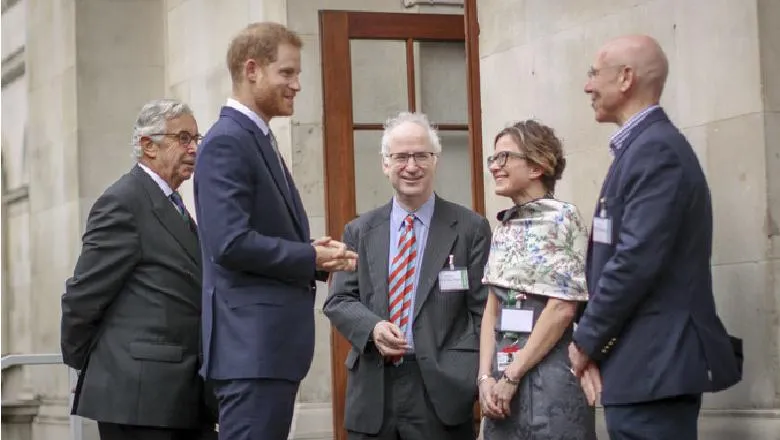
[226,22,303,83]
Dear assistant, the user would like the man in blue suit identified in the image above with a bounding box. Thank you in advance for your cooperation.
[194,22,357,440]
[568,35,742,439]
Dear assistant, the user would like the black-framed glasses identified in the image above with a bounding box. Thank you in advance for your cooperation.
[385,152,437,166]
[151,132,203,146]
[486,150,526,168]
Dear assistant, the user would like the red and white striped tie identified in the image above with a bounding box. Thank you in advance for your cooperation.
[387,214,417,365]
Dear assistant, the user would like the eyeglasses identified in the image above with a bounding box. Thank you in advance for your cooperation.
[385,152,437,166]
[486,151,526,168]
[151,132,203,146]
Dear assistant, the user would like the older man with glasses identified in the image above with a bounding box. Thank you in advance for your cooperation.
[61,99,217,440]
[324,111,492,440]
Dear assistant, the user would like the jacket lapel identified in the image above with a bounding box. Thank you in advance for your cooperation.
[220,107,307,240]
[131,166,201,265]
[365,203,392,318]
[413,198,457,320]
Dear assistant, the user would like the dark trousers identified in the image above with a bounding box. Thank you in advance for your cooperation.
[212,378,300,440]
[98,422,217,440]
[605,394,702,440]
[347,357,474,440]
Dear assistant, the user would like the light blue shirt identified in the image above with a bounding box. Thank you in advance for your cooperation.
[388,194,435,352]
[226,98,269,135]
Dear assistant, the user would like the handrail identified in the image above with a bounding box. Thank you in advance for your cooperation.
[1,353,63,370]
[1,353,82,440]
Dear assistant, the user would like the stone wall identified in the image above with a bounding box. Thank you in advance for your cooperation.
[22,0,168,437]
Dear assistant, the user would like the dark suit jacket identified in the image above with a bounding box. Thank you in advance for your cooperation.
[323,197,491,434]
[61,165,213,428]
[573,108,742,405]
[194,106,325,382]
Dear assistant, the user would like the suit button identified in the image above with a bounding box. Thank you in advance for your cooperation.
[601,348,608,354]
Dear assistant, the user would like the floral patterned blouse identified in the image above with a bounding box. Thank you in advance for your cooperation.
[482,198,589,302]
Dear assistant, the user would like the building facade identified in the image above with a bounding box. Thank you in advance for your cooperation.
[2,0,779,439]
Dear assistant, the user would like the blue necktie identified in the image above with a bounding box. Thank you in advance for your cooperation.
[269,131,290,194]
[169,191,191,222]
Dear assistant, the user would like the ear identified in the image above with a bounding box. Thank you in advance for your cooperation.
[618,66,635,93]
[382,156,392,177]
[245,59,261,83]
[528,163,544,180]
[140,136,158,158]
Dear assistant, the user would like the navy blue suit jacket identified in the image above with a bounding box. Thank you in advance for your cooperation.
[573,108,742,405]
[194,106,323,382]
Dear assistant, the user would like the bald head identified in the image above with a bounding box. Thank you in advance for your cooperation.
[585,35,670,125]
[599,35,669,98]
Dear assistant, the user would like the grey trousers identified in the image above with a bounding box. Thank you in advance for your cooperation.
[347,357,474,440]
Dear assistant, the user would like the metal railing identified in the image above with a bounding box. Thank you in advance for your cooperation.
[1,353,82,440]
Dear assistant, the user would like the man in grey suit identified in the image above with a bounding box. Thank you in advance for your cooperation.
[61,99,217,440]
[324,111,492,440]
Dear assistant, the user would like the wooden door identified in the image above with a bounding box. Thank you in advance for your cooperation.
[320,6,484,439]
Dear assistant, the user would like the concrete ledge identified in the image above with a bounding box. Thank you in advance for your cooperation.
[290,403,780,440]
[290,402,333,440]
[1,399,40,423]
[1,399,40,440]
[594,407,780,440]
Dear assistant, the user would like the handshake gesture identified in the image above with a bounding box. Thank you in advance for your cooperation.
[313,236,358,272]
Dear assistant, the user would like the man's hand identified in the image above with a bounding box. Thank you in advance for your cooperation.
[568,342,590,377]
[312,236,334,247]
[579,362,602,406]
[371,321,410,357]
[314,239,358,272]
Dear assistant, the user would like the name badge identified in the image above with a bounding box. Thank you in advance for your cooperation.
[499,308,534,333]
[496,344,519,372]
[592,217,612,245]
[438,268,469,292]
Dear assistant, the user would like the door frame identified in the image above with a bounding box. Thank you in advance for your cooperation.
[320,6,484,439]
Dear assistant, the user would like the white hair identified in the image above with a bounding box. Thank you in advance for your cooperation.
[380,111,442,156]
[130,99,193,160]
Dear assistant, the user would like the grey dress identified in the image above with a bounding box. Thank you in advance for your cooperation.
[482,288,597,440]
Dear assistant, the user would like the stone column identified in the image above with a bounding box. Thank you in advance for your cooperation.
[26,0,165,437]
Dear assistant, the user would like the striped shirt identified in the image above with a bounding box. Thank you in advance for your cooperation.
[609,105,661,154]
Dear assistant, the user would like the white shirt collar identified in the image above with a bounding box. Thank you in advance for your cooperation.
[137,163,174,197]
[226,98,270,135]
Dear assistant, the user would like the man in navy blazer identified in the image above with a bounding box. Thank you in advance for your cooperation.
[193,23,357,440]
[568,35,742,439]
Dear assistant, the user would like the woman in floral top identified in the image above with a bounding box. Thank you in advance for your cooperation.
[477,120,599,439]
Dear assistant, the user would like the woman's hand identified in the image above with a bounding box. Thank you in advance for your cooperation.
[491,375,519,417]
[478,377,504,420]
